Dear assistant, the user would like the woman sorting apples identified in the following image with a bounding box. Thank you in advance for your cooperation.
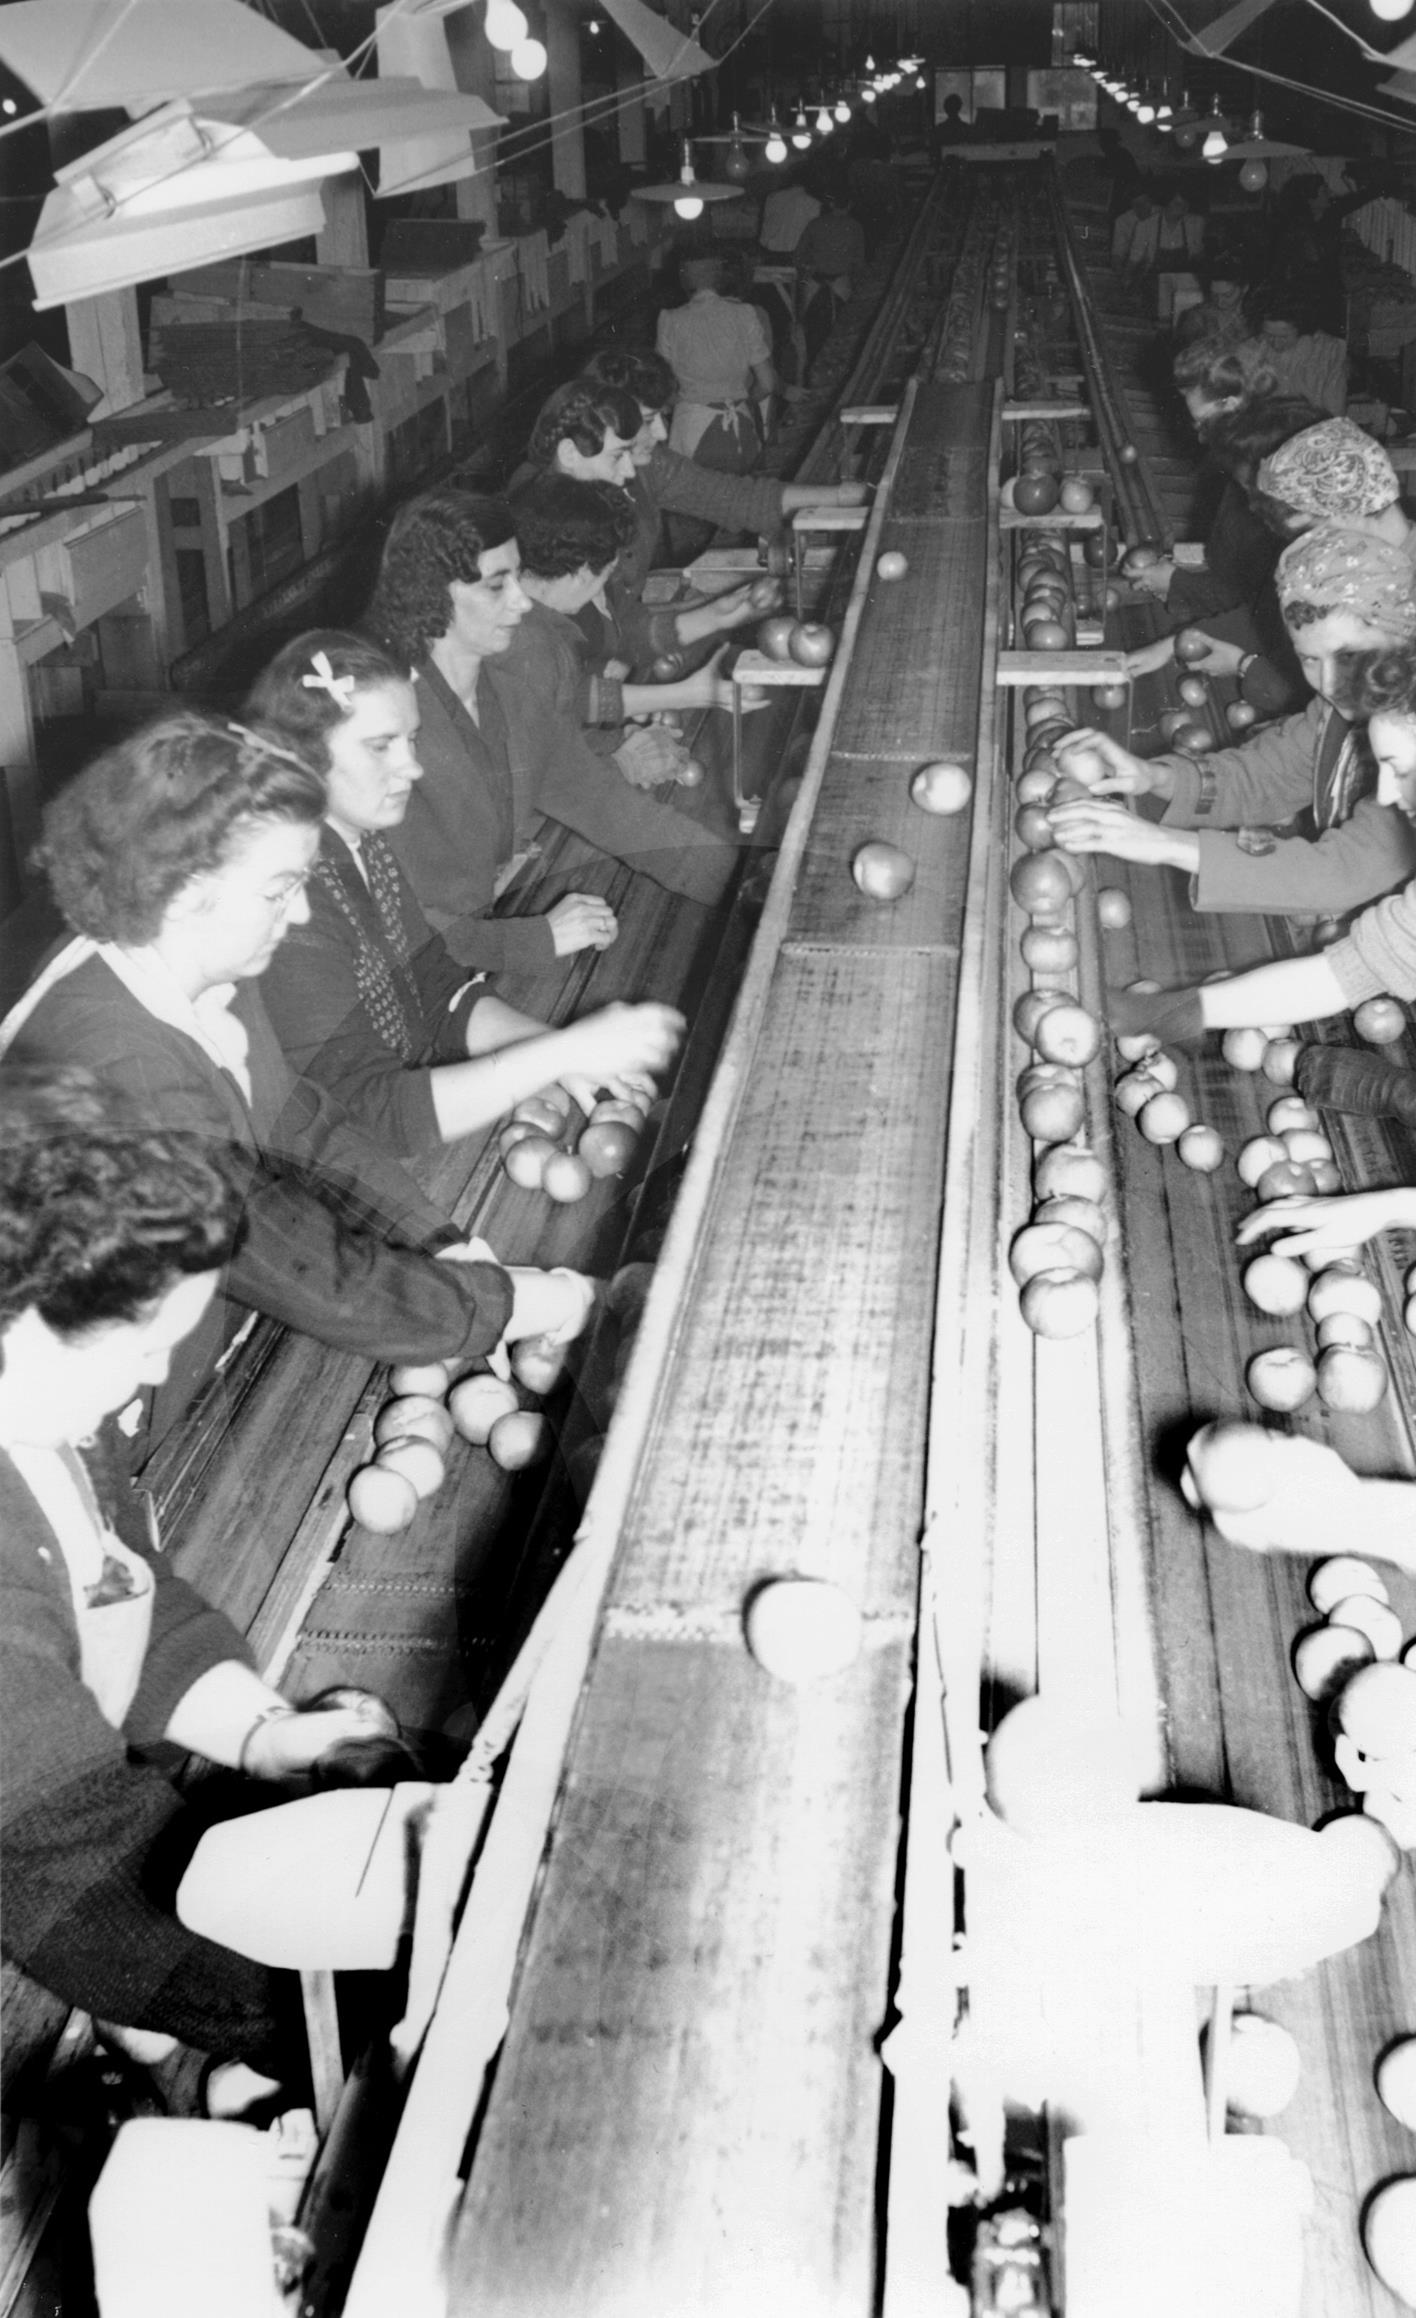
[506,475,767,789]
[576,347,866,591]
[0,715,583,1465]
[507,378,775,671]
[1113,636,1416,1163]
[0,1070,417,2115]
[250,631,684,1157]
[1050,527,1416,916]
[367,489,742,975]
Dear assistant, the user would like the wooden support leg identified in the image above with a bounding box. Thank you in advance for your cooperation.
[301,1971,344,2137]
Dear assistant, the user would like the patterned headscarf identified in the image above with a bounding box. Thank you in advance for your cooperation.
[1276,524,1416,641]
[1258,418,1400,519]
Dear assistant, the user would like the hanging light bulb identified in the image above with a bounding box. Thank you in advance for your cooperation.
[1370,0,1416,21]
[1156,95,1173,121]
[765,111,787,163]
[1201,97,1229,161]
[835,97,851,122]
[1136,90,1156,124]
[860,82,876,102]
[510,35,546,77]
[914,74,925,90]
[815,103,832,133]
[673,138,704,218]
[484,0,529,51]
[865,52,877,71]
[791,106,811,148]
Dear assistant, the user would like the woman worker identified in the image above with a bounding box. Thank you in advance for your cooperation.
[578,346,866,595]
[250,630,683,1154]
[0,716,590,1463]
[0,1069,415,2116]
[368,489,739,974]
[1050,527,1416,917]
[656,250,775,483]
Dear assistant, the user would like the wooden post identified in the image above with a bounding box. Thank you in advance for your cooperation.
[63,290,144,419]
[547,3,586,198]
[317,173,370,270]
[445,7,502,243]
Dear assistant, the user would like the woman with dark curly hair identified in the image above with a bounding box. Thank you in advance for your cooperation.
[249,630,684,1153]
[0,713,590,1455]
[366,488,739,974]
[0,1069,415,2114]
[577,346,866,592]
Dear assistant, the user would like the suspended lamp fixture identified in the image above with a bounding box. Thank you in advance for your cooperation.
[764,108,787,162]
[860,81,876,101]
[1136,90,1156,124]
[835,97,851,122]
[1200,97,1229,160]
[791,105,811,147]
[510,36,547,77]
[631,137,743,222]
[1370,0,1416,20]
[815,103,832,133]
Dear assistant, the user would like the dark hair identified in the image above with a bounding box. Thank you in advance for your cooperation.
[680,252,729,294]
[511,473,636,579]
[35,713,325,945]
[1343,641,1416,724]
[297,1686,424,1789]
[1203,392,1329,495]
[581,345,676,416]
[366,490,517,667]
[247,631,410,770]
[0,1067,242,1339]
[526,380,641,470]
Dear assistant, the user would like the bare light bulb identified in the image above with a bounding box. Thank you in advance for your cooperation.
[1202,121,1229,159]
[765,131,787,162]
[1370,0,1416,20]
[484,0,529,50]
[835,98,851,122]
[791,107,811,148]
[815,104,832,133]
[510,36,547,77]
[673,194,705,219]
[861,84,876,102]
[1137,97,1156,123]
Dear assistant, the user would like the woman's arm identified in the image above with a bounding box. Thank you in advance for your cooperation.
[429,998,685,1142]
[1198,952,1349,1029]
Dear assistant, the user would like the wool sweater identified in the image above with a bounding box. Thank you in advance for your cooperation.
[261,826,483,1157]
[1328,874,1416,1005]
[0,1448,302,2072]
[1156,693,1416,913]
[2,955,512,1451]
[390,658,736,971]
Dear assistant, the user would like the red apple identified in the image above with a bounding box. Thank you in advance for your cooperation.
[788,622,835,666]
[852,841,915,899]
[758,615,797,660]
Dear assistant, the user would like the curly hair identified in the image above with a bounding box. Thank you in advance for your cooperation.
[525,379,642,470]
[247,630,411,768]
[511,473,636,580]
[581,346,676,415]
[1202,393,1329,495]
[1341,641,1416,724]
[35,713,326,946]
[0,1067,243,1339]
[1171,336,1277,410]
[365,490,517,667]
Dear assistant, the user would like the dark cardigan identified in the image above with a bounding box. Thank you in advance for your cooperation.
[0,1449,303,2072]
[261,826,484,1157]
[3,954,513,1452]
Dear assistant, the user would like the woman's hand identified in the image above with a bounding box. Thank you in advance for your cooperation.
[1234,1189,1408,1256]
[1125,636,1176,679]
[1049,796,1195,870]
[547,893,618,956]
[242,1692,399,1781]
[503,1265,597,1346]
[558,1001,684,1109]
[1055,727,1162,798]
[1183,634,1246,678]
[1181,1429,1367,1555]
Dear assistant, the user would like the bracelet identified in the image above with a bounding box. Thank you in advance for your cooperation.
[1238,652,1256,683]
[238,1701,296,1775]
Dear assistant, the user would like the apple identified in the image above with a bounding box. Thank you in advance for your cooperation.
[1255,1159,1318,1202]
[1019,1267,1100,1338]
[650,652,684,680]
[1034,1001,1101,1067]
[1035,1145,1107,1203]
[1177,674,1208,709]
[1138,1090,1191,1144]
[1174,628,1209,664]
[1247,1346,1317,1413]
[1317,1345,1389,1413]
[1092,683,1127,710]
[1262,1038,1302,1086]
[1186,1421,1282,1513]
[375,1436,446,1501]
[1114,1069,1163,1118]
[1014,472,1061,515]
[1059,476,1095,513]
[852,841,915,900]
[676,757,704,789]
[875,550,909,581]
[373,1395,455,1455]
[1009,1219,1104,1287]
[1014,990,1063,1043]
[1020,924,1078,973]
[1177,1123,1225,1172]
[348,1463,419,1534]
[1243,1252,1309,1316]
[1173,724,1213,755]
[1309,1555,1388,1613]
[758,615,797,660]
[1267,1095,1318,1136]
[487,1410,549,1470]
[911,760,972,814]
[1316,1313,1374,1351]
[448,1372,520,1445]
[512,1095,566,1137]
[744,1577,863,1683]
[1020,1079,1085,1143]
[1015,803,1056,851]
[788,622,835,666]
[1292,1621,1373,1701]
[1016,766,1058,806]
[1222,1028,1269,1072]
[1010,851,1075,916]
[503,1132,559,1190]
[388,1358,453,1398]
[1327,1594,1403,1658]
[1355,996,1406,1045]
[1022,619,1069,652]
[578,1118,640,1178]
[1226,700,1258,732]
[510,1334,568,1394]
[1209,2013,1302,2122]
[747,574,783,612]
[1096,887,1132,930]
[1307,1269,1382,1326]
[1118,444,1140,465]
[542,1149,593,1204]
[1032,1193,1106,1244]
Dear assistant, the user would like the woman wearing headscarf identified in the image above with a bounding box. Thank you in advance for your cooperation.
[1049,526,1416,916]
[1251,416,1413,555]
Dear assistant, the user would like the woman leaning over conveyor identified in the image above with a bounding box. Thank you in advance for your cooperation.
[0,714,587,1460]
[250,630,684,1155]
[0,1067,419,2118]
[1050,527,1416,917]
[367,489,739,974]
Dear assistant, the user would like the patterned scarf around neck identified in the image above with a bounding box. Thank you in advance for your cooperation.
[316,832,421,1062]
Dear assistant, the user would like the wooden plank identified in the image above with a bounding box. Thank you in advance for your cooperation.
[449,1636,914,2318]
[996,648,1128,683]
[831,527,987,760]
